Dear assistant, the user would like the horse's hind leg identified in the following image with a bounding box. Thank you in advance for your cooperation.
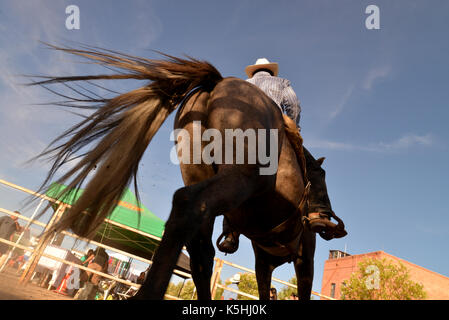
[134,169,273,300]
[185,215,216,300]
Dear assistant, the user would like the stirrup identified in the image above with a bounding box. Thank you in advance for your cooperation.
[304,211,347,241]
[216,232,239,254]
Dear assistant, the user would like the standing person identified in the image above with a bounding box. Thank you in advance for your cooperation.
[0,212,23,259]
[80,249,95,267]
[223,273,240,300]
[217,58,347,254]
[86,247,109,286]
[78,249,95,288]
[76,247,110,300]
[270,287,278,300]
[136,271,146,285]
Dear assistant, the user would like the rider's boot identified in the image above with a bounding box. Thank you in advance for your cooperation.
[303,147,346,240]
[217,217,240,254]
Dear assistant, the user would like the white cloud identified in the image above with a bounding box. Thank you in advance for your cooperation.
[323,65,391,122]
[0,2,163,195]
[308,133,435,153]
[0,2,97,182]
[376,133,434,151]
[362,65,391,90]
[329,85,355,119]
[306,139,357,151]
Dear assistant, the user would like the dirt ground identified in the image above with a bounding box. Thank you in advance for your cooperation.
[0,267,73,300]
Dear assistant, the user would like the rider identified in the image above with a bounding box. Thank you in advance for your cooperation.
[217,58,343,254]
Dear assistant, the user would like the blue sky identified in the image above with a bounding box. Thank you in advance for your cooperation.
[0,0,448,296]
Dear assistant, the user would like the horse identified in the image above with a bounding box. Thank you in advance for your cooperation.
[30,44,330,300]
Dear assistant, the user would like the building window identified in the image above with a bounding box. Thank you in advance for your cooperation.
[330,283,336,298]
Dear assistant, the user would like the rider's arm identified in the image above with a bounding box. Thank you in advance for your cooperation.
[282,83,301,127]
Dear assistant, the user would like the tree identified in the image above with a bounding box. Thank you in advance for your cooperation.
[165,280,197,300]
[165,281,181,299]
[214,279,224,300]
[341,257,427,300]
[278,276,297,300]
[165,278,224,300]
[179,280,197,300]
[236,273,259,300]
[277,277,315,300]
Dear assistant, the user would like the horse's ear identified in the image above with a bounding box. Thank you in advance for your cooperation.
[316,157,325,166]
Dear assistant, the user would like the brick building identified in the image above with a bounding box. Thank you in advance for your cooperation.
[321,250,449,300]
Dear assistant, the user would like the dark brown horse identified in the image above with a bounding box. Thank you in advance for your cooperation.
[31,44,327,300]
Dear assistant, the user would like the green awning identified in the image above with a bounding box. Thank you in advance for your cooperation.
[46,183,165,238]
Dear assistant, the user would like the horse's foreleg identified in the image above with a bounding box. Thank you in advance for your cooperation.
[294,231,316,300]
[252,242,276,301]
[135,169,270,300]
[293,257,313,300]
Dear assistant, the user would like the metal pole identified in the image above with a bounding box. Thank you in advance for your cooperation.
[177,278,186,298]
[0,198,45,272]
[191,286,196,300]
[210,258,223,299]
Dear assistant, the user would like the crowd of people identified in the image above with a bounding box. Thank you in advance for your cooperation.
[74,248,151,300]
[0,211,143,300]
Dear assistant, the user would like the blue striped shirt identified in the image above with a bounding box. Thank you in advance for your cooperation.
[246,71,301,126]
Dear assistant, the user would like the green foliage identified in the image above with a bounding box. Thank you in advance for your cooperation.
[165,278,224,300]
[180,280,198,300]
[236,273,259,300]
[165,281,180,299]
[214,279,224,300]
[165,280,197,300]
[278,276,297,300]
[341,258,427,300]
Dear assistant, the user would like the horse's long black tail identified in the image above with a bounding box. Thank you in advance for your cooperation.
[30,43,223,238]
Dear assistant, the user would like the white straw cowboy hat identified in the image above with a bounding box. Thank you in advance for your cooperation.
[245,58,279,77]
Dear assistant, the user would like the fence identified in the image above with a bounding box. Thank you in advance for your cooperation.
[210,258,335,300]
[0,179,333,300]
[0,179,187,300]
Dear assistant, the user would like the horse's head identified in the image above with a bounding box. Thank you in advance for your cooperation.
[306,156,332,214]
